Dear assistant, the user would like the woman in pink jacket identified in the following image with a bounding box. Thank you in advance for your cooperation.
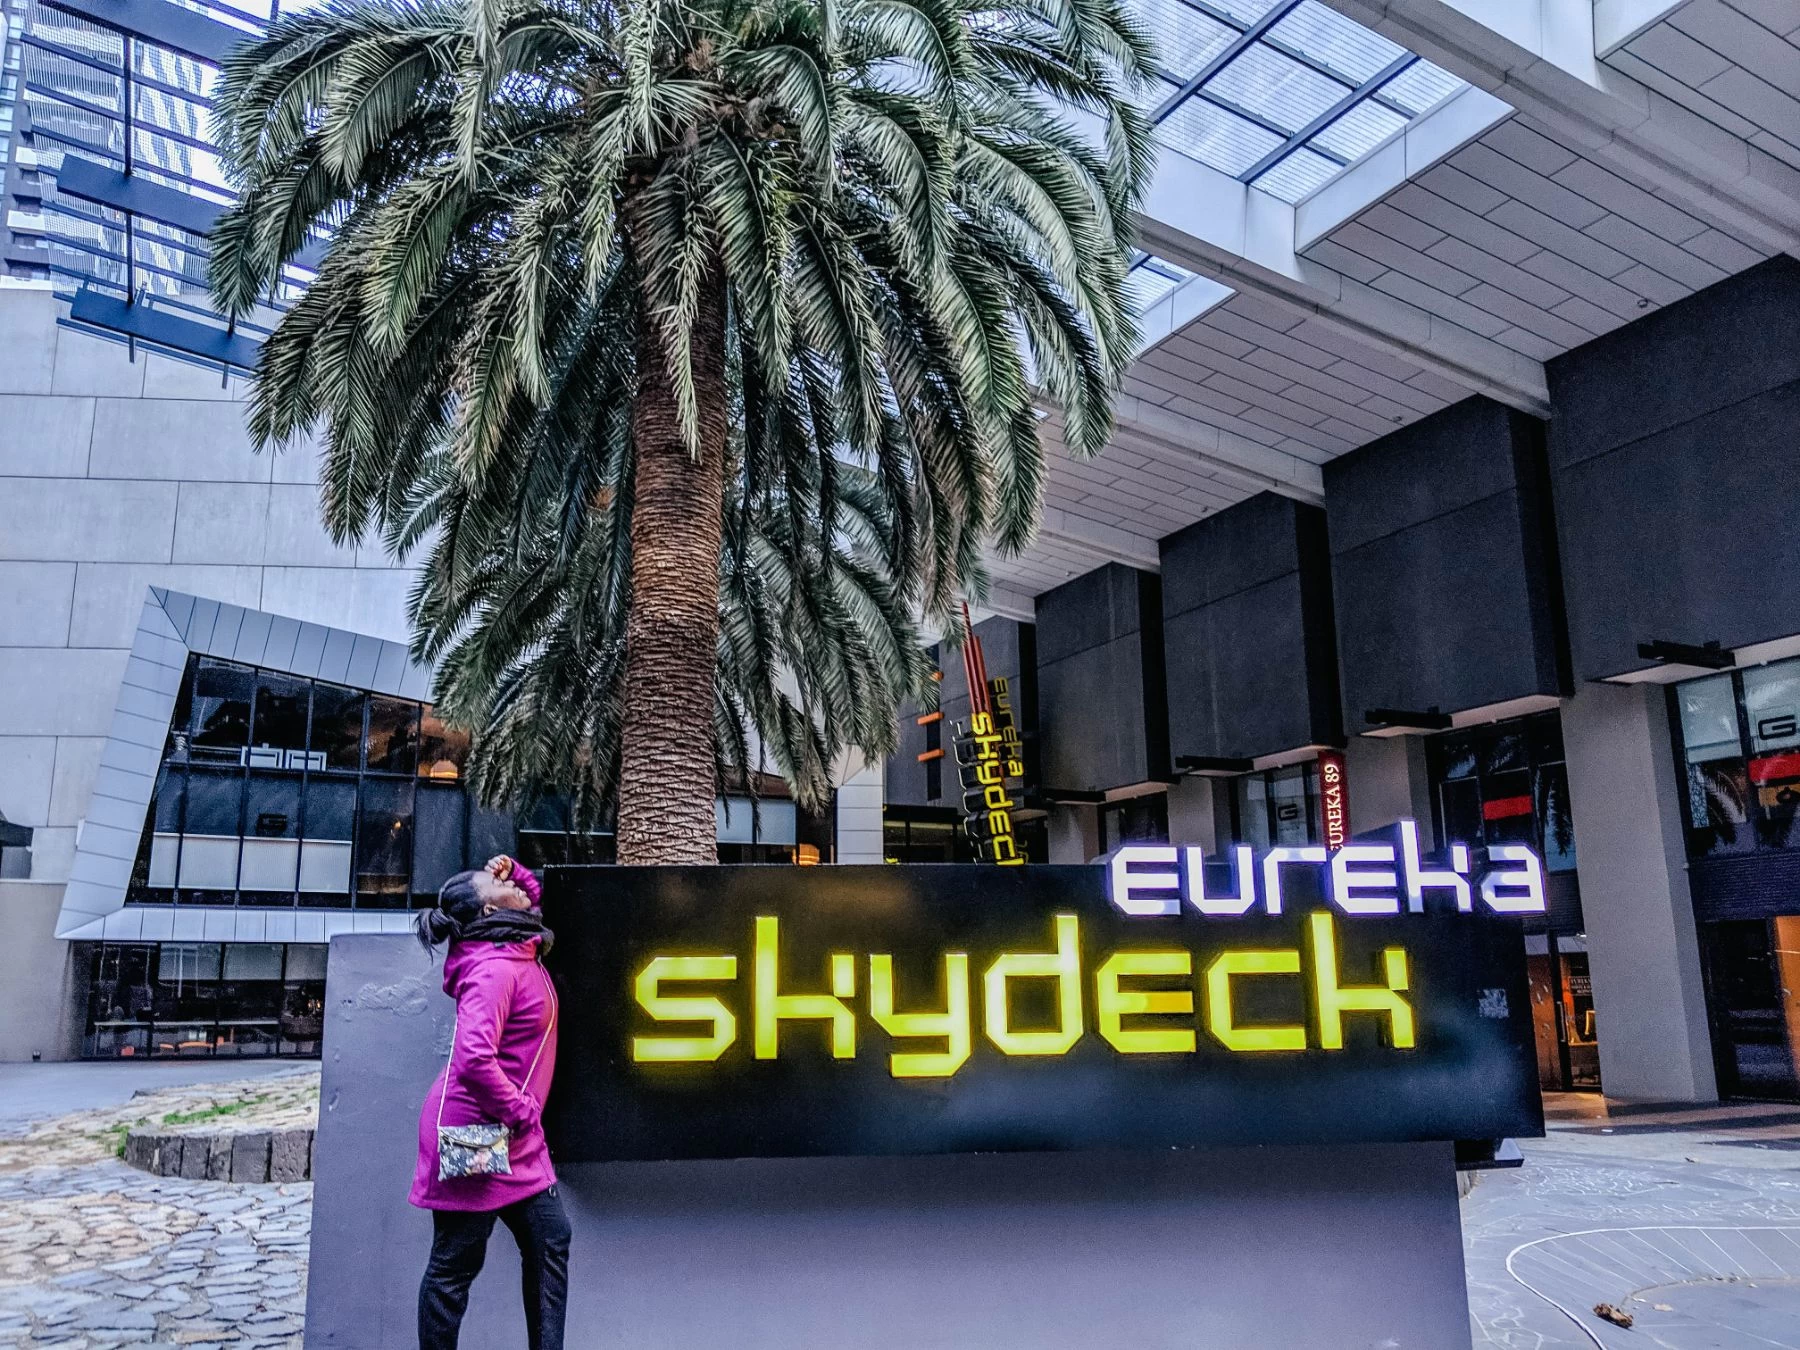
[411,855,567,1350]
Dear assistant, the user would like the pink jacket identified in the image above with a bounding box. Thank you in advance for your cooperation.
[410,869,559,1211]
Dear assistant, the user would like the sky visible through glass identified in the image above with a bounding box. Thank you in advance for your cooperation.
[1128,0,1465,203]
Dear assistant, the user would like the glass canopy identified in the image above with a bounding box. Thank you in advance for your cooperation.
[1131,0,1466,203]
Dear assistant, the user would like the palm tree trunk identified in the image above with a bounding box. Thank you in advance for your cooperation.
[615,275,729,865]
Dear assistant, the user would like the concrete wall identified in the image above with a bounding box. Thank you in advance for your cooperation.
[0,881,83,1060]
[1548,255,1800,679]
[1034,564,1167,793]
[0,288,419,891]
[309,934,1476,1350]
[1344,734,1435,847]
[1161,493,1340,762]
[1562,680,1717,1102]
[1326,398,1565,732]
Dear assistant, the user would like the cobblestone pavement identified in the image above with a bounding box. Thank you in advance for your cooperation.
[1467,1098,1800,1349]
[0,1070,317,1349]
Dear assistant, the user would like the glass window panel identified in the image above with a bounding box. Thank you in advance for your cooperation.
[153,765,185,832]
[1687,759,1753,857]
[1378,58,1462,115]
[1128,0,1236,78]
[1250,147,1337,200]
[418,710,471,781]
[182,766,243,836]
[1743,662,1800,755]
[285,945,329,981]
[159,942,222,983]
[1482,730,1527,776]
[222,944,283,981]
[148,834,179,888]
[365,696,420,775]
[1204,43,1346,134]
[1528,711,1565,764]
[1126,261,1188,312]
[302,777,356,841]
[1537,763,1577,873]
[1266,0,1404,83]
[1438,735,1478,781]
[1155,94,1282,174]
[1268,766,1313,846]
[189,659,252,764]
[241,775,300,895]
[413,783,468,898]
[1439,777,1481,848]
[251,672,311,765]
[1307,97,1406,162]
[298,840,352,897]
[310,684,365,771]
[1481,768,1535,847]
[356,778,415,908]
[239,839,299,896]
[177,835,240,892]
[1679,673,1743,764]
[1210,0,1283,22]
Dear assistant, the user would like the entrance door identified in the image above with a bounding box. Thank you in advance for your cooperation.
[1705,917,1800,1100]
[1525,933,1602,1092]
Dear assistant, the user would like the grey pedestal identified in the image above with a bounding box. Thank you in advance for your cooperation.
[306,934,1473,1350]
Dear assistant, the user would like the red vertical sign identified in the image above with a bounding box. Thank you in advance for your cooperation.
[1318,749,1350,851]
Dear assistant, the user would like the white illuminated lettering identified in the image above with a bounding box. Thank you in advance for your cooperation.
[1182,845,1257,916]
[1328,843,1400,915]
[1260,846,1328,915]
[1107,845,1181,916]
[1480,844,1548,913]
[1398,820,1471,913]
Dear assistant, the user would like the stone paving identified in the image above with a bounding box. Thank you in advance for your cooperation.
[0,1070,317,1349]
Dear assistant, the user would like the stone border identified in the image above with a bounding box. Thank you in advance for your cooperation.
[123,1126,314,1183]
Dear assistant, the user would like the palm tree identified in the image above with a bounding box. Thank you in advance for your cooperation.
[210,0,1153,863]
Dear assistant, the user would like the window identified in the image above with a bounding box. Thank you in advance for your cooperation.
[1426,711,1576,872]
[1230,764,1320,849]
[82,942,334,1059]
[1134,0,1467,204]
[126,655,509,910]
[1669,661,1800,860]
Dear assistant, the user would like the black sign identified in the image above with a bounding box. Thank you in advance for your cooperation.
[542,864,1543,1163]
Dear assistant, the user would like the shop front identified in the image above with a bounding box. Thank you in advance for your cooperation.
[1674,656,1800,1101]
[1423,710,1595,1093]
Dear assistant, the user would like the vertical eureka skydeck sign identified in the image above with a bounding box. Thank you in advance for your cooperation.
[540,827,1545,1163]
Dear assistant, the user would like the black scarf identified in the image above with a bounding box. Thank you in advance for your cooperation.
[459,908,553,956]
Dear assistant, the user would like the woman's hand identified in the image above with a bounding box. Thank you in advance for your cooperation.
[485,855,516,882]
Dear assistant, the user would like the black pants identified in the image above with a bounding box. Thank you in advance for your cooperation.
[418,1185,571,1350]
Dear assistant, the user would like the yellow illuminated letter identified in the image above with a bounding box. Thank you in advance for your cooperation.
[1308,912,1415,1050]
[632,955,738,1062]
[753,916,856,1059]
[1204,950,1305,1052]
[1096,952,1195,1054]
[983,914,1084,1056]
[869,953,972,1078]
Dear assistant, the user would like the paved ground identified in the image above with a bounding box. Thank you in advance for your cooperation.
[1466,1095,1800,1349]
[0,1063,317,1349]
[5,1067,1800,1347]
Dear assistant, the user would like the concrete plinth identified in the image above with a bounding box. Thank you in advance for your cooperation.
[307,934,1475,1350]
